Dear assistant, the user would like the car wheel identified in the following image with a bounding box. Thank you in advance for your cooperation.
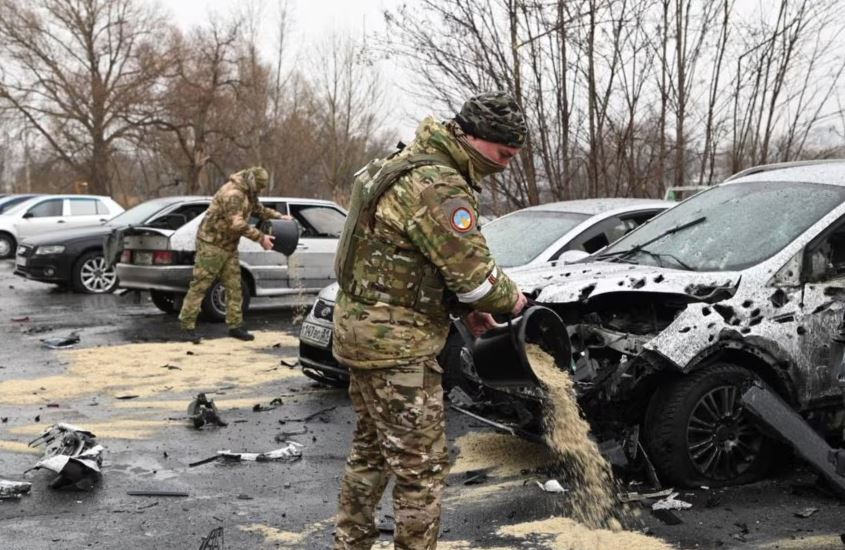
[438,330,476,395]
[302,367,348,388]
[0,232,16,259]
[200,277,251,322]
[644,362,775,487]
[150,290,178,314]
[72,251,118,294]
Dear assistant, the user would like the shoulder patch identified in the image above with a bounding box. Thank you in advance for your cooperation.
[451,207,475,233]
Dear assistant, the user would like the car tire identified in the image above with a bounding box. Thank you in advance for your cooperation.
[150,290,178,314]
[200,276,251,322]
[0,232,15,259]
[438,330,475,394]
[72,251,118,294]
[643,362,776,487]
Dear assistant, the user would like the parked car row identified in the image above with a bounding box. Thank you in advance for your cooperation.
[297,159,845,490]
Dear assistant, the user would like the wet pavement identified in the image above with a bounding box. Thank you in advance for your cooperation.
[0,259,843,549]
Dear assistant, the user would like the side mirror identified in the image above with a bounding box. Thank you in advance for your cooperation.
[22,211,34,219]
[557,250,590,264]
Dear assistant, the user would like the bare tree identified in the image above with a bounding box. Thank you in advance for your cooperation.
[0,0,167,195]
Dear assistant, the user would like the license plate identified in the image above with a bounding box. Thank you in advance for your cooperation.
[16,256,27,267]
[301,322,331,348]
[134,251,153,265]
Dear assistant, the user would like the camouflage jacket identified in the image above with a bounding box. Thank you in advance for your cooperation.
[197,172,282,252]
[332,117,520,369]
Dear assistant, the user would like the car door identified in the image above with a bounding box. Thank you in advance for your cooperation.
[287,203,346,290]
[16,197,67,239]
[66,198,106,228]
[238,201,290,293]
[796,217,845,402]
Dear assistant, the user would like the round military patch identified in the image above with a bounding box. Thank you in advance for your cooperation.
[451,207,475,233]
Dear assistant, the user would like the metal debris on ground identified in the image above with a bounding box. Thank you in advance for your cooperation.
[26,423,103,490]
[794,507,819,518]
[188,393,228,429]
[251,397,283,412]
[463,469,489,485]
[536,479,568,493]
[280,406,336,423]
[217,442,303,463]
[0,480,32,500]
[127,490,189,498]
[11,316,30,322]
[274,427,308,442]
[40,333,81,349]
[651,492,693,511]
[617,489,674,503]
[115,395,139,400]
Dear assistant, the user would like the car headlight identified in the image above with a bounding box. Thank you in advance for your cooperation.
[34,245,65,255]
[312,299,335,322]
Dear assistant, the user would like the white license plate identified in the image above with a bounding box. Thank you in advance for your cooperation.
[134,251,153,265]
[301,322,331,348]
[16,256,27,267]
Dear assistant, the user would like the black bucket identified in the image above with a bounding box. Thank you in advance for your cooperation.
[260,219,300,256]
[470,305,572,389]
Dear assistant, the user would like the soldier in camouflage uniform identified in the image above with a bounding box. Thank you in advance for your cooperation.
[178,166,284,342]
[332,92,529,549]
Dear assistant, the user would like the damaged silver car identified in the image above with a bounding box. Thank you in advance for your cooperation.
[468,161,845,488]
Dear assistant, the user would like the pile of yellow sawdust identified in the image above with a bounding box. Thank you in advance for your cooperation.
[0,331,300,405]
[240,517,335,548]
[451,432,555,476]
[498,516,675,550]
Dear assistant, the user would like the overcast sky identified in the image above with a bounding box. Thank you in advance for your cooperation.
[153,0,427,138]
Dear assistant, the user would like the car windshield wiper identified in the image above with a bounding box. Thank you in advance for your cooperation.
[615,248,695,271]
[596,216,706,263]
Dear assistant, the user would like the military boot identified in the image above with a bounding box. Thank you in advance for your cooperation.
[179,328,202,345]
[229,327,255,341]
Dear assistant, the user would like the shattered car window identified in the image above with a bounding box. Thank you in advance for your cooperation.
[599,181,845,271]
[482,210,590,267]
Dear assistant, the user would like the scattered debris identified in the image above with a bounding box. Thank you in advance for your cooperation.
[237,494,253,500]
[280,359,297,368]
[186,351,195,356]
[617,489,674,503]
[251,397,283,412]
[463,469,489,486]
[536,479,568,493]
[161,364,182,370]
[27,423,103,490]
[127,490,189,497]
[115,395,139,400]
[217,442,303,463]
[187,393,228,430]
[0,480,32,500]
[46,403,60,408]
[11,316,30,322]
[280,406,336,423]
[794,507,819,518]
[652,492,692,511]
[274,427,308,442]
[1,417,7,423]
[40,333,80,349]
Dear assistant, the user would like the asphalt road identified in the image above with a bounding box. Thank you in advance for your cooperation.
[0,260,843,549]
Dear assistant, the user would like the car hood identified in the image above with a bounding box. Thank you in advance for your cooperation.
[22,224,112,246]
[509,260,741,304]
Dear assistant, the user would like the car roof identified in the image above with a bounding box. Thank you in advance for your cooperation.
[726,160,845,186]
[517,198,674,215]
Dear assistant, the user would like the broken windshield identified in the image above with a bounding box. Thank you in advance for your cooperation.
[598,181,845,271]
[482,210,590,267]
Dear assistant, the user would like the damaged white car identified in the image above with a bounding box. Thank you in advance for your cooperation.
[468,162,845,488]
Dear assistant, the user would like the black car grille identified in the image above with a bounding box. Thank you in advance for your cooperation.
[16,244,34,258]
[299,339,339,368]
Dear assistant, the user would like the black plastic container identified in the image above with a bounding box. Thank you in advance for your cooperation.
[470,305,572,389]
[260,219,300,256]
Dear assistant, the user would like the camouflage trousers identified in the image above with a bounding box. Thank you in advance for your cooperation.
[334,358,449,550]
[178,240,243,329]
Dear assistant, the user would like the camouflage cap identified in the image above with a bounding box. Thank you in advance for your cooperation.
[251,166,269,189]
[454,91,527,148]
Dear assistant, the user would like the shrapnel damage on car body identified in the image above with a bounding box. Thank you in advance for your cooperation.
[470,165,845,487]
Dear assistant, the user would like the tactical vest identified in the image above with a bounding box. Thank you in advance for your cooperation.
[335,151,460,315]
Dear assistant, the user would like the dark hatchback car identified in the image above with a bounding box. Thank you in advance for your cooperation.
[15,196,209,293]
